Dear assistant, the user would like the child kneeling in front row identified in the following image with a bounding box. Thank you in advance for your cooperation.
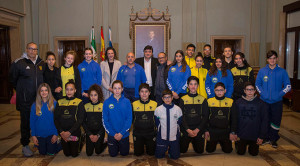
[54,80,85,157]
[155,89,182,159]
[235,82,268,156]
[205,82,238,153]
[102,80,132,157]
[82,84,107,156]
[30,83,61,155]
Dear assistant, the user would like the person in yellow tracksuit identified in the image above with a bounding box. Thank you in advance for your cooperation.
[190,53,208,98]
[185,44,196,68]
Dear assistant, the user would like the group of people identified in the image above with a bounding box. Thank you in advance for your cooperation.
[9,42,291,159]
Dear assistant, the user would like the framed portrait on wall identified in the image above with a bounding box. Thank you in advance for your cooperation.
[131,22,170,58]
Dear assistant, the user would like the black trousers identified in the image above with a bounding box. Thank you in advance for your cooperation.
[180,134,204,154]
[86,134,106,156]
[20,108,31,146]
[61,138,80,157]
[236,139,259,156]
[133,135,156,156]
[206,139,233,153]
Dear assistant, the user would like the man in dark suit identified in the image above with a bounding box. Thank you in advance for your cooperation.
[135,45,158,100]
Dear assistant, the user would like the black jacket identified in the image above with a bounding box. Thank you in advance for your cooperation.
[82,102,105,136]
[203,56,214,70]
[231,66,255,100]
[54,97,85,137]
[180,93,209,136]
[135,57,158,87]
[207,96,237,140]
[44,65,59,99]
[9,56,45,110]
[132,99,157,136]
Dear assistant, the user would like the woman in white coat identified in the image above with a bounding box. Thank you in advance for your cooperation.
[100,47,122,100]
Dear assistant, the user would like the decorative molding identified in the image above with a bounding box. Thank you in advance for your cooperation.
[129,0,171,40]
[129,0,170,22]
[0,7,25,17]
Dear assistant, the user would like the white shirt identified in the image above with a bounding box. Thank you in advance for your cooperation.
[144,58,153,87]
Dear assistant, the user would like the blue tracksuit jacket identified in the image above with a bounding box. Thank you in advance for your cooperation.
[30,101,58,137]
[205,69,234,98]
[78,60,102,93]
[102,95,132,138]
[117,63,147,98]
[167,64,191,94]
[255,64,291,104]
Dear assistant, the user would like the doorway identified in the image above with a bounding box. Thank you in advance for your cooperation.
[0,25,12,103]
[54,37,89,67]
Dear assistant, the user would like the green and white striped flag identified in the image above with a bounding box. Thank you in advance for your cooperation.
[90,26,97,59]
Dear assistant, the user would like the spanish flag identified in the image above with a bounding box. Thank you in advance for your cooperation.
[100,26,105,61]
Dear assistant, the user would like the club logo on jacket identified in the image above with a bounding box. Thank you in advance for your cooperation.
[171,67,176,72]
[263,76,269,82]
[218,110,223,116]
[142,114,148,120]
[26,66,30,69]
[174,114,178,119]
[109,104,114,109]
[212,77,218,83]
[39,66,42,70]
[64,109,69,114]
[81,68,86,72]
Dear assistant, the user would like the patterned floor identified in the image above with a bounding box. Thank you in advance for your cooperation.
[0,104,300,166]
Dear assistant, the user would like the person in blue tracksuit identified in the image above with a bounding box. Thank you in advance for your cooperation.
[78,48,102,103]
[30,83,60,155]
[154,89,183,159]
[167,50,191,105]
[255,50,291,148]
[205,55,234,98]
[117,52,147,102]
[235,82,268,156]
[102,80,132,157]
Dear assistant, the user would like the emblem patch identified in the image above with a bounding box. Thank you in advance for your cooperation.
[212,77,218,83]
[218,110,223,116]
[171,67,176,72]
[81,68,86,72]
[174,114,178,119]
[263,76,269,82]
[109,104,114,109]
[64,109,69,114]
[39,66,42,70]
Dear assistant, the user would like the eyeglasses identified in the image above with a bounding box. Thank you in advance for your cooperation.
[27,47,38,51]
[245,89,255,91]
[163,96,172,99]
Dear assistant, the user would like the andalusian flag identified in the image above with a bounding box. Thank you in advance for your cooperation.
[100,26,105,61]
[90,26,97,59]
[109,26,112,47]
